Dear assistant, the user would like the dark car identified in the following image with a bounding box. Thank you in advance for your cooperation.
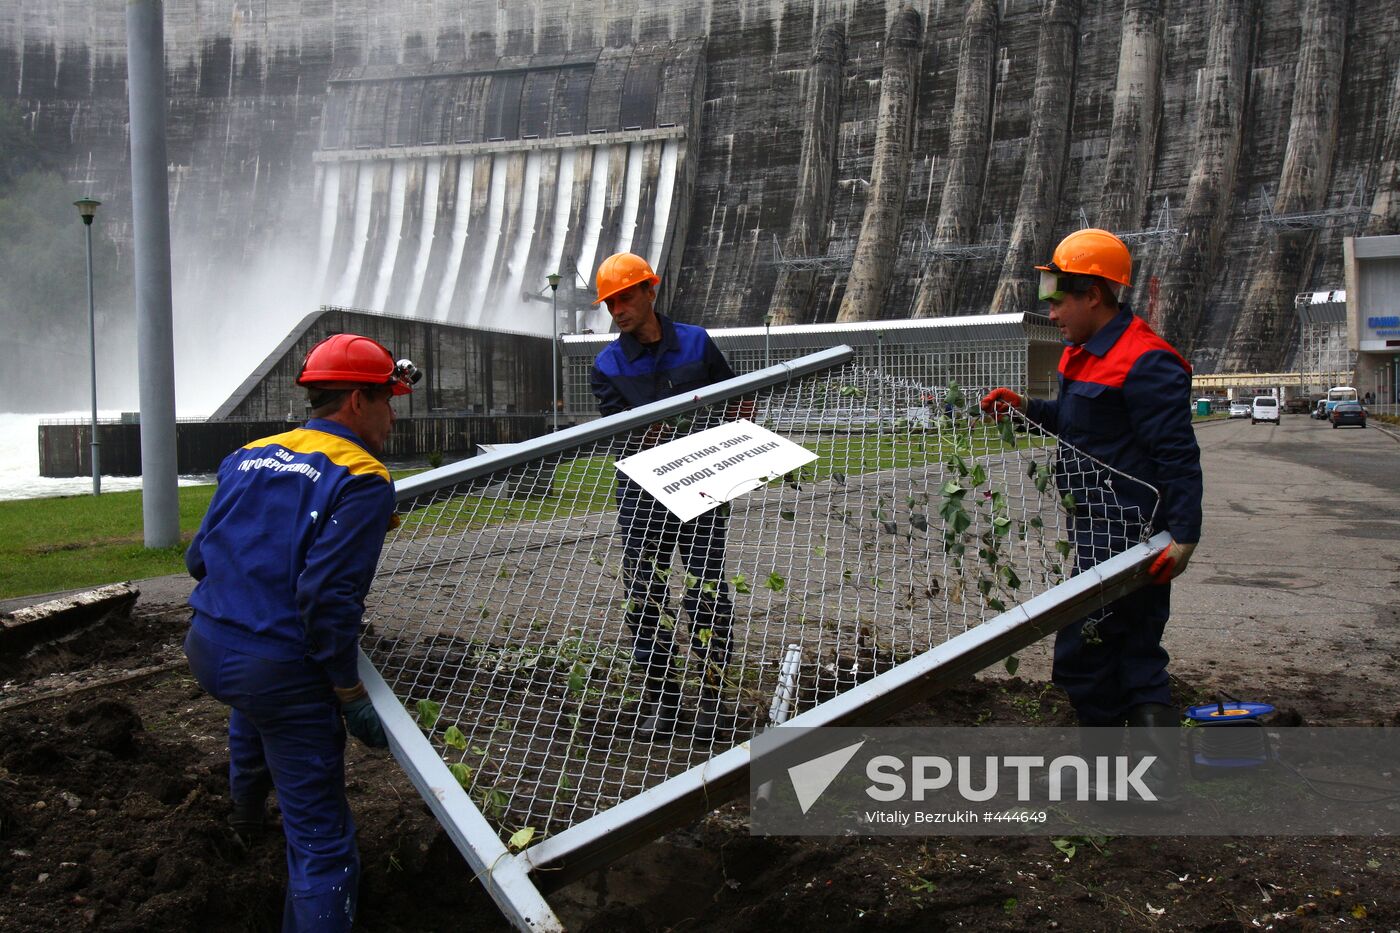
[1331,402,1367,428]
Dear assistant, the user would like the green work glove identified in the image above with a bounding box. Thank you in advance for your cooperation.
[335,683,389,748]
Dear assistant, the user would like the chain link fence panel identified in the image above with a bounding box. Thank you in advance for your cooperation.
[362,347,1161,873]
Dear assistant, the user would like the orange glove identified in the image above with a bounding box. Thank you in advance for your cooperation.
[980,387,1025,417]
[1147,540,1196,585]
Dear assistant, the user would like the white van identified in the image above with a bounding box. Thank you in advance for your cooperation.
[1251,395,1280,425]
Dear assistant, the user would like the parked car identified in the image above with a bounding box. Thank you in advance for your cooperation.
[1229,400,1252,419]
[1330,401,1367,428]
[1251,396,1280,424]
[1312,399,1329,420]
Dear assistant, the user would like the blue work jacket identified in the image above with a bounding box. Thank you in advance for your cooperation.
[1026,306,1203,544]
[590,314,735,415]
[186,418,396,689]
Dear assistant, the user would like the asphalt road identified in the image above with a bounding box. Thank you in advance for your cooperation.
[1017,413,1400,716]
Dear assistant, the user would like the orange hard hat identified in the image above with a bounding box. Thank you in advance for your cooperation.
[1035,228,1132,287]
[593,252,660,305]
[297,333,420,395]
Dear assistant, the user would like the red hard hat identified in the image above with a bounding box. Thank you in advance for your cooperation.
[297,333,419,395]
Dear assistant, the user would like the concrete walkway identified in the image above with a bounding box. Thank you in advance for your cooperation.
[1011,414,1400,715]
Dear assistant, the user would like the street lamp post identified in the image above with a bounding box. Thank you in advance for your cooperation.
[547,272,561,432]
[74,197,101,495]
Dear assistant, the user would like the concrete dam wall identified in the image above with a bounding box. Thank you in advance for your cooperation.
[3,0,1398,401]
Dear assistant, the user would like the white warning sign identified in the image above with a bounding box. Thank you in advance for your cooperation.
[614,418,818,522]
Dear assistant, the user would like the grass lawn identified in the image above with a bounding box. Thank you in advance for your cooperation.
[0,484,216,600]
[0,469,429,601]
[1,423,1062,600]
[396,424,1048,536]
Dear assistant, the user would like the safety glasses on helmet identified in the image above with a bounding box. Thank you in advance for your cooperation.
[1037,270,1095,303]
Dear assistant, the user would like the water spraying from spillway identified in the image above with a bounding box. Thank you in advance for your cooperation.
[435,157,475,322]
[648,140,679,269]
[295,138,683,338]
[465,155,509,327]
[334,166,375,307]
[576,145,611,292]
[489,150,544,331]
[545,148,577,283]
[403,157,442,316]
[370,160,409,311]
[616,143,644,256]
[311,162,341,300]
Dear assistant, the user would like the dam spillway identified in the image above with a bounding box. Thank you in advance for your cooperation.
[308,42,702,335]
[2,0,1398,411]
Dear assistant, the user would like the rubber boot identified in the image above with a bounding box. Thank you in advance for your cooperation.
[636,676,681,739]
[1040,723,1124,802]
[1126,703,1182,811]
[228,795,270,846]
[691,678,728,742]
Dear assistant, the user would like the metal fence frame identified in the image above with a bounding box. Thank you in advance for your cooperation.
[362,345,1166,930]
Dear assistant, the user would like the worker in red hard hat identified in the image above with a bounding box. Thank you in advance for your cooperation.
[184,332,420,931]
[590,252,741,742]
[979,228,1202,807]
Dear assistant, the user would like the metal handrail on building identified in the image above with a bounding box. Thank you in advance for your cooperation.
[1117,197,1181,245]
[559,312,1064,416]
[1258,178,1371,232]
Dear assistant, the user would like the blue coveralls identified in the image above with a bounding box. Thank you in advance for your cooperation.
[185,418,396,932]
[1026,306,1203,725]
[592,315,738,679]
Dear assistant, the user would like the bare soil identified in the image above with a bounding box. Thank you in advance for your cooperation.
[2,600,1398,932]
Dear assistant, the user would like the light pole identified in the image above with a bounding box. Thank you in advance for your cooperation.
[74,197,101,495]
[547,272,561,432]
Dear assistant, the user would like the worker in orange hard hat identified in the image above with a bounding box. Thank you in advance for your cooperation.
[979,228,1202,808]
[185,331,420,930]
[592,251,662,307]
[589,252,740,743]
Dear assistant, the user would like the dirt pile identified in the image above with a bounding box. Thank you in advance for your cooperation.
[2,603,1398,931]
[0,697,281,931]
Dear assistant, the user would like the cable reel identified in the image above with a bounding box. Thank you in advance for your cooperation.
[1184,698,1276,777]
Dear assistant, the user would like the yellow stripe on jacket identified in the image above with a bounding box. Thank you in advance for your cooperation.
[242,428,391,482]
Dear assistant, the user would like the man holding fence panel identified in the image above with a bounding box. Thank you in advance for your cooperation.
[590,252,738,741]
